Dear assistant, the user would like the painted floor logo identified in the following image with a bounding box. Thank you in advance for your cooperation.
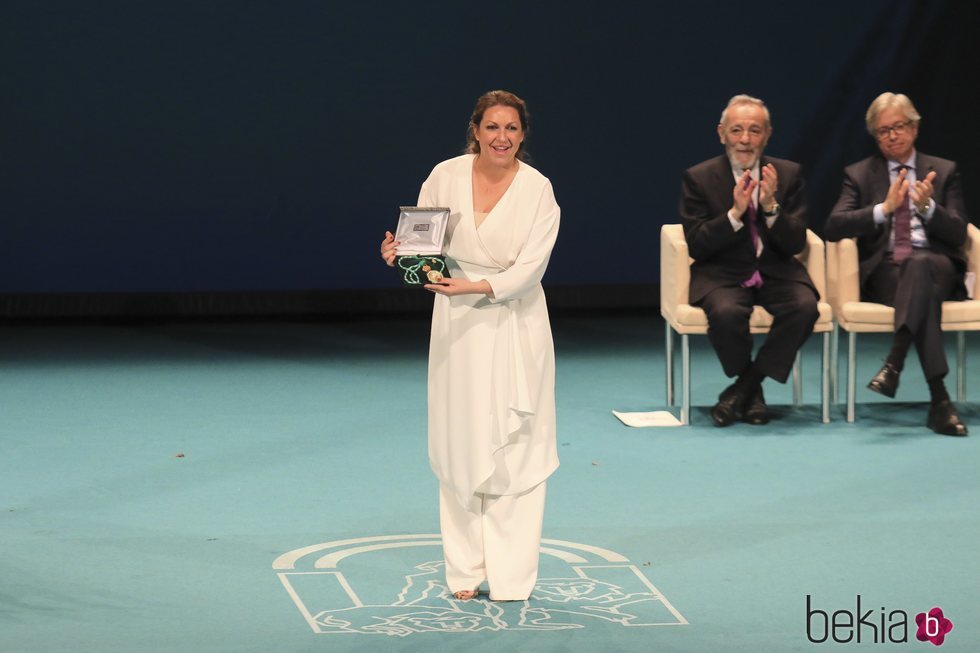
[273,534,688,636]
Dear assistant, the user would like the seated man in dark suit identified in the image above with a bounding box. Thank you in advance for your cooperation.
[681,94,819,427]
[825,92,969,436]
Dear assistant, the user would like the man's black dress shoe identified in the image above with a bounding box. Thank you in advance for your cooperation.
[710,383,749,427]
[867,363,900,398]
[927,399,968,436]
[742,386,769,425]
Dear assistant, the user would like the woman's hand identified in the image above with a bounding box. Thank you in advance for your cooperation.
[380,231,399,266]
[424,277,494,298]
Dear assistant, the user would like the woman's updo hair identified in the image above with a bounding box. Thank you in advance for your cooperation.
[464,90,530,162]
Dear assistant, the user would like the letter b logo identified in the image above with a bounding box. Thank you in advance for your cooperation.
[915,607,953,646]
[806,595,829,643]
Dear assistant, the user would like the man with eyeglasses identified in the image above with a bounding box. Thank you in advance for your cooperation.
[826,92,969,436]
[681,94,819,427]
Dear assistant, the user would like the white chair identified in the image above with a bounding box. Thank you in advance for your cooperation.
[660,224,833,425]
[825,223,980,422]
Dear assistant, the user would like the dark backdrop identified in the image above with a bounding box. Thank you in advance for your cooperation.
[2,0,978,315]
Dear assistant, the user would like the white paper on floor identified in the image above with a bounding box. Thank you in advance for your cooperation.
[612,410,683,427]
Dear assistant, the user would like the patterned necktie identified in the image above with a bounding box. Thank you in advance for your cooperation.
[891,164,912,264]
[741,199,763,288]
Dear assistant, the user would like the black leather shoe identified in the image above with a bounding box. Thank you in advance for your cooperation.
[927,399,968,436]
[710,383,748,427]
[742,386,770,425]
[867,363,900,398]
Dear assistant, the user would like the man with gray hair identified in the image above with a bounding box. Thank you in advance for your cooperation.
[825,92,969,436]
[681,95,818,427]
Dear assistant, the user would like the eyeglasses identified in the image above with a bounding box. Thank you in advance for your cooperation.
[874,120,914,140]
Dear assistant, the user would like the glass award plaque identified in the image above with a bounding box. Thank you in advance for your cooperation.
[394,206,452,286]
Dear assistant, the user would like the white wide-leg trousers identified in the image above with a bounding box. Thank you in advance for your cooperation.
[438,481,547,601]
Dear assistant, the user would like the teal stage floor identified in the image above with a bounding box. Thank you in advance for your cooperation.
[2,313,977,652]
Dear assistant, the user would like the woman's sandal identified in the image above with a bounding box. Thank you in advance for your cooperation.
[452,588,480,600]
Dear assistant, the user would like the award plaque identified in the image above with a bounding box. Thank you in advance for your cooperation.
[394,206,452,286]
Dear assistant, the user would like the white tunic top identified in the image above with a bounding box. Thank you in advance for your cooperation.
[418,154,560,510]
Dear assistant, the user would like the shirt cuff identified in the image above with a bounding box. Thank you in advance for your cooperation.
[727,210,744,231]
[873,203,887,225]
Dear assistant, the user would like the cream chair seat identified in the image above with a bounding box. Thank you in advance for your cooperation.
[660,224,833,425]
[826,223,980,422]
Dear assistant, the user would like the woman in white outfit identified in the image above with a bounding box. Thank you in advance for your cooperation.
[381,90,560,601]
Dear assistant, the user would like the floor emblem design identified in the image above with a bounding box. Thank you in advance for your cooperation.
[273,534,687,636]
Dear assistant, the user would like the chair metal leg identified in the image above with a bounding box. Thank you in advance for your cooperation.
[792,351,802,405]
[681,334,690,425]
[822,332,831,423]
[830,323,839,404]
[957,330,966,402]
[847,331,857,422]
[665,322,674,407]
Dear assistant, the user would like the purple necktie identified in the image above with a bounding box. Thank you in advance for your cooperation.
[891,165,913,264]
[741,200,763,288]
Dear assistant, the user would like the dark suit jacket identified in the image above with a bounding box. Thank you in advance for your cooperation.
[680,154,814,304]
[824,152,968,291]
